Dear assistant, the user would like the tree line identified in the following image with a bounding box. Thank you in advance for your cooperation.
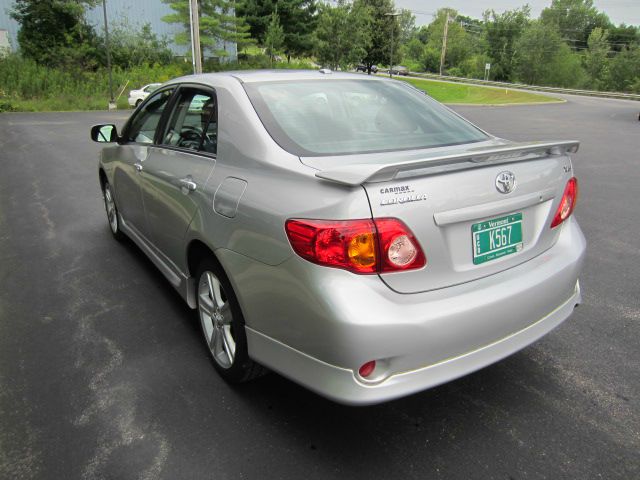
[7,0,640,93]
[403,1,640,92]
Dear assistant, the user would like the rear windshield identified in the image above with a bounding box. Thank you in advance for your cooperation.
[244,79,488,156]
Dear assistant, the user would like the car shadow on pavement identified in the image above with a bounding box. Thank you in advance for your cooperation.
[224,346,558,470]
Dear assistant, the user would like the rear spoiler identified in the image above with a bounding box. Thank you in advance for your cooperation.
[315,140,579,186]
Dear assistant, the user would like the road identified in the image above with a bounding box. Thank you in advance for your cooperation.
[1,95,638,480]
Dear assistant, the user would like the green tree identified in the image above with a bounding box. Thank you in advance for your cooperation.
[280,0,318,61]
[238,0,317,61]
[315,0,371,71]
[264,10,284,63]
[162,0,254,60]
[354,0,400,72]
[414,24,429,44]
[457,15,483,32]
[405,37,424,63]
[482,6,531,81]
[101,22,173,69]
[513,21,586,87]
[540,0,612,49]
[584,27,610,90]
[608,46,640,92]
[608,24,640,52]
[422,8,471,74]
[397,9,416,45]
[458,53,492,79]
[213,0,255,56]
[421,47,441,73]
[10,0,100,68]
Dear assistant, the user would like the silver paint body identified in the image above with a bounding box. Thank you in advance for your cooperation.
[98,71,585,405]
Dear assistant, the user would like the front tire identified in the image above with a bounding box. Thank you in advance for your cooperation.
[196,258,265,383]
[103,182,125,241]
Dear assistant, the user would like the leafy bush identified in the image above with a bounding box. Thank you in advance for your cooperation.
[0,101,16,112]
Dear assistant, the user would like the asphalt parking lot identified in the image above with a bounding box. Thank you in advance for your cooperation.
[1,94,638,480]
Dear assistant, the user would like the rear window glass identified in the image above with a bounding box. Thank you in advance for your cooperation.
[244,79,488,156]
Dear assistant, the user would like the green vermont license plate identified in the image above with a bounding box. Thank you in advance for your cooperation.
[472,213,523,265]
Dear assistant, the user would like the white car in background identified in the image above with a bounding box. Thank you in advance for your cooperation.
[128,83,162,107]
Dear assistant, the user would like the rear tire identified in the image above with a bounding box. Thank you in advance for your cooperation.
[103,182,125,241]
[196,257,266,383]
[135,99,142,107]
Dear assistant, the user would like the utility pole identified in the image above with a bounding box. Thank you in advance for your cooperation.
[384,11,401,78]
[102,0,115,109]
[439,11,450,76]
[189,0,203,74]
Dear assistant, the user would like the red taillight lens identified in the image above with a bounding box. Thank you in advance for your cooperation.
[551,177,578,228]
[285,219,377,273]
[285,218,426,274]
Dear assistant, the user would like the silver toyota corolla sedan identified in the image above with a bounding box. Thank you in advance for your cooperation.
[91,70,585,405]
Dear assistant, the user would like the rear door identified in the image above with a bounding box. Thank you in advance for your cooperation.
[140,86,218,267]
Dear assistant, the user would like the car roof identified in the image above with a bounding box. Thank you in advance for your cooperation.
[167,69,387,86]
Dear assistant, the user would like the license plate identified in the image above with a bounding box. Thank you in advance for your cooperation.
[472,213,523,265]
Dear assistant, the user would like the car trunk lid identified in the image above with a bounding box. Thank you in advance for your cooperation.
[305,140,579,293]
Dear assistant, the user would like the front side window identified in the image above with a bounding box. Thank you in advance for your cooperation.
[126,89,174,144]
[244,79,488,156]
[161,88,217,154]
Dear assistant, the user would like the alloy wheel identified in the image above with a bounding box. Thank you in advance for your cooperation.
[198,270,236,369]
[104,185,118,234]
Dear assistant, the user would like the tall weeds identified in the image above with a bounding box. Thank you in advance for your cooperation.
[0,54,316,112]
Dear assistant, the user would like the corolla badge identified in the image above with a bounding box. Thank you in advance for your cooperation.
[495,171,516,194]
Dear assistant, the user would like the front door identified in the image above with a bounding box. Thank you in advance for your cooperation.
[113,88,174,240]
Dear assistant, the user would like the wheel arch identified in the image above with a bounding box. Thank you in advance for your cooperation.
[185,239,252,322]
[187,239,219,279]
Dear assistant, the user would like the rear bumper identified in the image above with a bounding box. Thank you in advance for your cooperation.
[227,217,585,405]
[247,282,580,405]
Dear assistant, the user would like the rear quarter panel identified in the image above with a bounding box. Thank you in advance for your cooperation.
[183,77,373,269]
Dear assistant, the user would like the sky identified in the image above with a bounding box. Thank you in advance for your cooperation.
[395,0,640,26]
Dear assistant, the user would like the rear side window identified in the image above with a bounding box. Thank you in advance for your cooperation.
[244,79,488,156]
[126,89,173,143]
[160,88,217,154]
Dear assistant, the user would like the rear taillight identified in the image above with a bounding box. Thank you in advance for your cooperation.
[550,177,578,228]
[285,218,426,274]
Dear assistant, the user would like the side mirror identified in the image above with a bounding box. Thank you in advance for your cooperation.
[91,124,119,143]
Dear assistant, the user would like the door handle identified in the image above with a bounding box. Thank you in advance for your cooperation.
[179,177,197,192]
[134,163,143,173]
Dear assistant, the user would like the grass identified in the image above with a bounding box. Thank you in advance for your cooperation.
[5,95,131,112]
[401,77,562,105]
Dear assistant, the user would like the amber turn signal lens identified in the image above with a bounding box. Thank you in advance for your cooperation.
[348,232,376,268]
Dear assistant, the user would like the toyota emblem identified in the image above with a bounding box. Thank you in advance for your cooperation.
[495,171,516,194]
